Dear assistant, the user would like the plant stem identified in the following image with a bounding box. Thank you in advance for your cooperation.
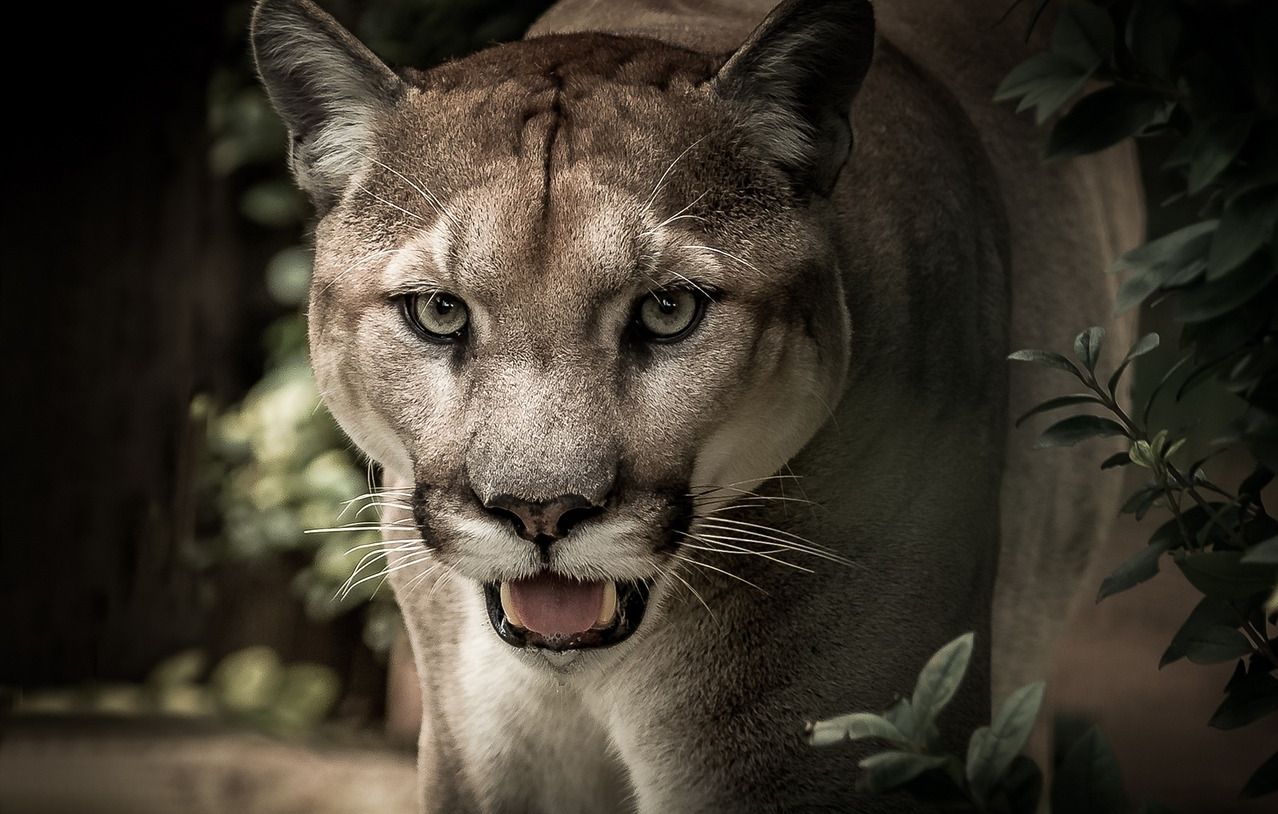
[1097,386,1248,549]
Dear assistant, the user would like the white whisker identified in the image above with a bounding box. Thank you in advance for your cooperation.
[679,244,762,276]
[643,136,707,214]
[671,553,767,594]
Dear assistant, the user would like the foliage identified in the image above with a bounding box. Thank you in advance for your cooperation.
[808,632,1149,813]
[1010,327,1277,795]
[993,0,1277,800]
[13,647,340,737]
[814,0,1277,806]
[993,0,1277,463]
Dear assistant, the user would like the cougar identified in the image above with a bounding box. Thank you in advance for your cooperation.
[252,0,1141,809]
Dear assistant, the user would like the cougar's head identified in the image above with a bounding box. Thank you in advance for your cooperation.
[252,0,873,655]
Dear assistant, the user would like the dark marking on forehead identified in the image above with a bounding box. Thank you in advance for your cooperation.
[407,33,720,169]
[539,66,566,226]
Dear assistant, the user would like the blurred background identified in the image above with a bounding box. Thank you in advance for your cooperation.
[0,1,1272,813]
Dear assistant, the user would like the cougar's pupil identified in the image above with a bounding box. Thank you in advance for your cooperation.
[638,289,702,342]
[407,292,469,340]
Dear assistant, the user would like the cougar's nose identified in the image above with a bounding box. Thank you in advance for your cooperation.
[482,493,603,546]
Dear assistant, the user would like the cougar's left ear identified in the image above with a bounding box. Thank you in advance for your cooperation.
[714,0,875,197]
[251,0,405,208]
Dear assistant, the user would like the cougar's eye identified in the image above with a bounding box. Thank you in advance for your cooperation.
[402,291,469,341]
[636,290,705,342]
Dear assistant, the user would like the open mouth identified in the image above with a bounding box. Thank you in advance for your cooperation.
[483,573,651,652]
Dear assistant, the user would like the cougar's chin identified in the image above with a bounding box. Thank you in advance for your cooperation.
[483,573,651,652]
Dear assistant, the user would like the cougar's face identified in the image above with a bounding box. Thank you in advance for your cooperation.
[254,0,871,658]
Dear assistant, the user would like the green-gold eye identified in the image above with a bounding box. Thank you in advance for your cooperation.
[403,291,469,341]
[636,290,705,342]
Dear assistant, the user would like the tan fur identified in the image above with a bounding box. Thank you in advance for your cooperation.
[253,0,1142,810]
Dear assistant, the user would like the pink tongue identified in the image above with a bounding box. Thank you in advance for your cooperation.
[507,573,605,637]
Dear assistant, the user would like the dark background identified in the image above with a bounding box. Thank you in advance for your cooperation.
[0,3,1272,813]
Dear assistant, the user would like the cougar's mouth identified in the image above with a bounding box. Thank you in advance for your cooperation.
[483,573,651,651]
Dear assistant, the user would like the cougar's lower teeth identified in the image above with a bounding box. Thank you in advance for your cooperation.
[595,581,618,628]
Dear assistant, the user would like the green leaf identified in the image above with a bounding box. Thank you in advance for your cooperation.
[1240,749,1278,799]
[1210,662,1278,729]
[1051,727,1128,814]
[1119,485,1160,520]
[1046,86,1168,161]
[1187,116,1252,195]
[883,698,916,743]
[1100,451,1132,469]
[1051,1,1114,69]
[1110,222,1217,276]
[1181,625,1253,665]
[1113,222,1217,312]
[1177,551,1278,599]
[211,646,285,714]
[807,712,909,748]
[268,663,340,733]
[996,52,1098,124]
[1073,326,1105,371]
[1176,254,1277,323]
[1097,538,1172,601]
[1107,333,1160,393]
[1208,186,1278,278]
[1160,596,1240,667]
[966,682,1047,804]
[1034,415,1128,448]
[1242,537,1278,565]
[996,51,1088,99]
[911,632,975,742]
[1008,349,1085,379]
[1015,394,1108,427]
[857,751,950,793]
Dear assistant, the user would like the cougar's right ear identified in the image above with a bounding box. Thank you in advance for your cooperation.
[251,0,405,208]
[714,0,875,198]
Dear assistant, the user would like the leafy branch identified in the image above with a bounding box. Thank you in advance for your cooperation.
[1011,325,1278,795]
[807,633,1149,813]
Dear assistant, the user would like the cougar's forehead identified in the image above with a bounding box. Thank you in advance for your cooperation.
[399,33,722,183]
[315,34,805,321]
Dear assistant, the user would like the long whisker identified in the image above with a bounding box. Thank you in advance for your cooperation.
[354,182,428,224]
[304,519,416,534]
[691,488,816,507]
[696,522,855,568]
[655,560,718,625]
[664,269,718,303]
[675,532,813,573]
[340,537,424,556]
[679,244,762,276]
[670,553,767,594]
[687,474,804,494]
[696,514,828,549]
[350,148,459,228]
[402,562,444,595]
[643,136,707,214]
[640,190,709,237]
[337,551,432,601]
[316,248,401,303]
